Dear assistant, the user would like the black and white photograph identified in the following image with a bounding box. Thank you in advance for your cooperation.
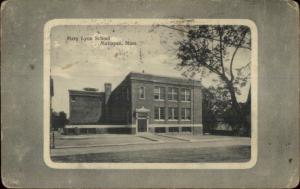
[2,0,299,188]
[45,19,256,167]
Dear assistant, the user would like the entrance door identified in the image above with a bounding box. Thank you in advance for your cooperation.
[137,119,147,132]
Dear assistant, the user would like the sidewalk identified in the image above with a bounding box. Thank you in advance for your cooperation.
[50,134,251,157]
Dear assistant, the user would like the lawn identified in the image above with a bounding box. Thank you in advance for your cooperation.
[51,145,250,163]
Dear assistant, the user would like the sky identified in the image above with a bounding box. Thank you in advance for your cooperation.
[50,25,251,116]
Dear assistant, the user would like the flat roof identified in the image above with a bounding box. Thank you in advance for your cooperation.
[69,90,104,97]
[68,72,202,95]
[127,72,202,87]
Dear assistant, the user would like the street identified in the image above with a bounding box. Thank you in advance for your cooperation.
[50,133,251,163]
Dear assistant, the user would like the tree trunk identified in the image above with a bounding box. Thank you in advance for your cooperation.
[225,79,245,135]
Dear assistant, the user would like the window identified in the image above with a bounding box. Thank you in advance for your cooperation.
[139,86,145,99]
[122,87,125,98]
[71,96,76,102]
[138,112,147,119]
[154,86,165,100]
[154,107,159,119]
[126,88,130,100]
[182,127,192,132]
[168,107,178,120]
[181,88,191,101]
[181,108,191,120]
[154,107,165,120]
[168,87,178,101]
[169,127,179,132]
[155,127,166,133]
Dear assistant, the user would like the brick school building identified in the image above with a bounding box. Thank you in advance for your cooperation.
[65,72,203,135]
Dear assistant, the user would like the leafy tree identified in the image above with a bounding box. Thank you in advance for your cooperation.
[202,88,217,133]
[51,111,68,130]
[175,25,251,133]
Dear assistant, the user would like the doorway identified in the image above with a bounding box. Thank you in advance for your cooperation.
[137,119,147,132]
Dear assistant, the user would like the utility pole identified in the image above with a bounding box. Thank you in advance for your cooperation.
[192,79,195,135]
[50,76,55,149]
[52,129,55,149]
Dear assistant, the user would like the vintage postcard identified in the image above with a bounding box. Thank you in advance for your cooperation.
[44,19,257,169]
[1,0,299,188]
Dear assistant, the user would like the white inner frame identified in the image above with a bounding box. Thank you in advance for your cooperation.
[43,18,258,170]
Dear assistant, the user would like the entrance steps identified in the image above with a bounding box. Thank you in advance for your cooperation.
[137,133,190,142]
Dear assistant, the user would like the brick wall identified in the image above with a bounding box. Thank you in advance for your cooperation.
[69,93,105,124]
[106,78,132,124]
[68,73,203,128]
[131,78,202,126]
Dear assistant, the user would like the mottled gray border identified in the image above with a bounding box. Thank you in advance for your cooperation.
[1,0,299,188]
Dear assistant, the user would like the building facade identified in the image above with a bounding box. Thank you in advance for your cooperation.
[67,72,203,135]
[68,90,105,124]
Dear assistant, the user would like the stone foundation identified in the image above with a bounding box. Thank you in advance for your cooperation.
[64,127,134,135]
[192,127,203,135]
[63,125,202,135]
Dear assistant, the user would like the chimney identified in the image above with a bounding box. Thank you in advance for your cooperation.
[104,83,112,104]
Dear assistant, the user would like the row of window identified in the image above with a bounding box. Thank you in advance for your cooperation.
[140,86,192,101]
[154,107,191,121]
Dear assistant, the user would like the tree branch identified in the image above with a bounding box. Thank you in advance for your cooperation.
[229,46,240,82]
[191,46,223,76]
[160,25,251,50]
[229,31,247,82]
[219,28,225,75]
[185,38,227,79]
